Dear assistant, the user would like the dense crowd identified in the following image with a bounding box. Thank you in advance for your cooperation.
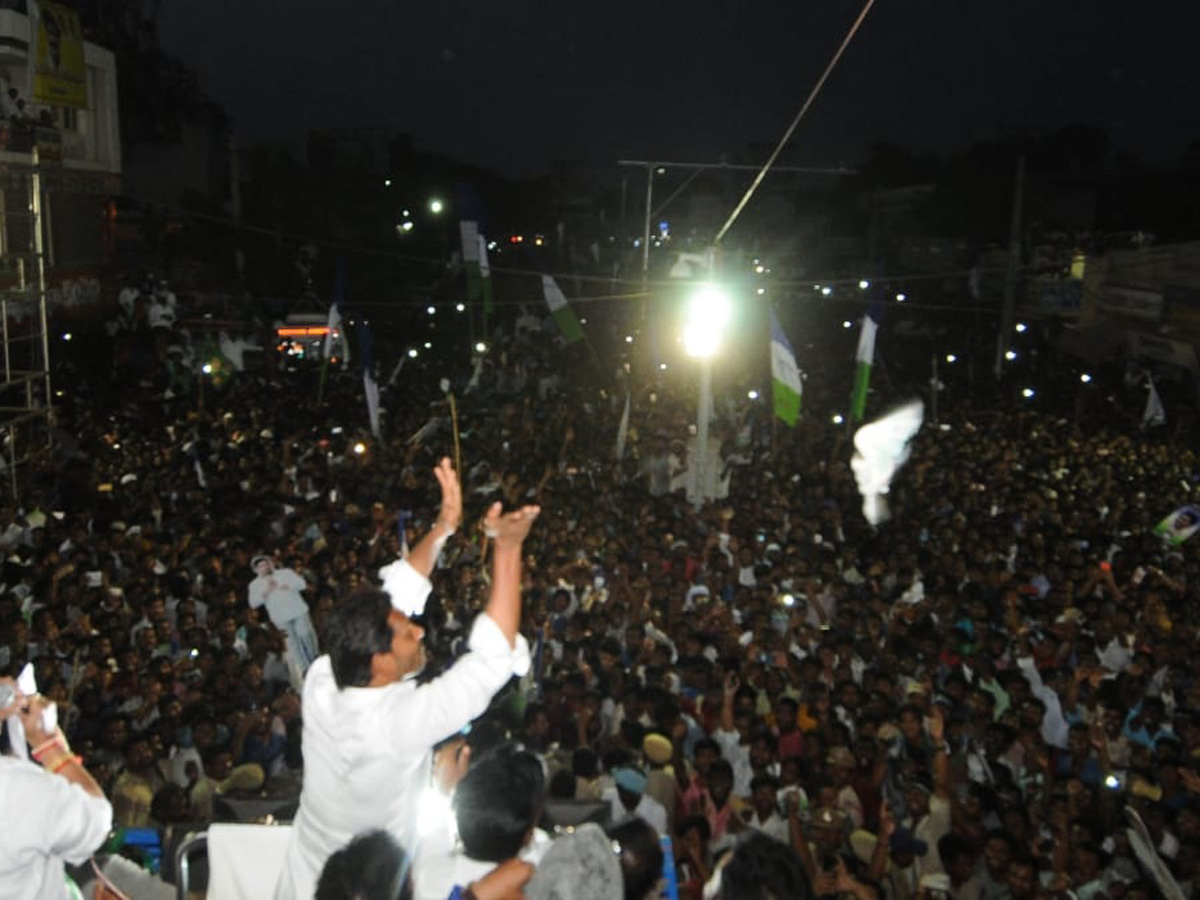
[2,301,1199,900]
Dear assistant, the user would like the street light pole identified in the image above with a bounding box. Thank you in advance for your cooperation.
[930,353,939,426]
[696,358,712,505]
[683,284,731,508]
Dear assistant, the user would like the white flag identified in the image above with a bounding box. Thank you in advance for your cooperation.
[615,391,631,461]
[851,399,924,525]
[323,303,344,362]
[1143,377,1165,429]
[364,370,381,438]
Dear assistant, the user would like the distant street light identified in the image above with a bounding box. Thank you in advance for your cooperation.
[1080,373,1092,383]
[428,198,444,215]
[945,354,957,363]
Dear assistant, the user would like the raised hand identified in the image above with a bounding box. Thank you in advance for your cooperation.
[482,501,540,548]
[927,705,945,743]
[432,457,463,531]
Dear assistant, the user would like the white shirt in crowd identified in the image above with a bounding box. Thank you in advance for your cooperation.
[602,786,669,836]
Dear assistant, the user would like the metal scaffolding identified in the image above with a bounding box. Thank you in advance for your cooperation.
[0,149,54,501]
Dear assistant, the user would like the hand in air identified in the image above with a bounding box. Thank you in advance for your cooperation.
[482,501,540,547]
[432,457,463,531]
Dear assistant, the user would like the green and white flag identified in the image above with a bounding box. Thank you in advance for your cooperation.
[542,275,585,344]
[478,234,494,320]
[769,309,801,426]
[460,221,481,303]
[850,315,877,422]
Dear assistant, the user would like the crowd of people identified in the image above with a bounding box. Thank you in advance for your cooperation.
[1,295,1199,900]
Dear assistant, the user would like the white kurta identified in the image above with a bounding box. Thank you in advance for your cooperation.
[274,601,530,900]
[602,787,669,836]
[0,757,113,900]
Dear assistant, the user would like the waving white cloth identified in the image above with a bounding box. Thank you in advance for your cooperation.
[850,399,924,525]
[4,663,57,760]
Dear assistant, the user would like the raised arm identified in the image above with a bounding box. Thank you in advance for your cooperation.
[482,501,540,647]
[406,457,463,578]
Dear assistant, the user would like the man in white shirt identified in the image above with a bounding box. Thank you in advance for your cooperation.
[602,765,669,835]
[274,458,539,900]
[0,684,112,900]
[248,555,318,687]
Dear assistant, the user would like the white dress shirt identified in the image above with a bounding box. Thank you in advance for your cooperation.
[0,756,112,900]
[274,588,530,900]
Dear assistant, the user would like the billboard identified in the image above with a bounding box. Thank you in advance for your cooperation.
[33,0,87,109]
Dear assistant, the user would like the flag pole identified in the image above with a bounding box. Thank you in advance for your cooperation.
[448,391,463,481]
[317,355,330,405]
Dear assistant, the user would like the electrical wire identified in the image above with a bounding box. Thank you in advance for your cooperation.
[714,0,877,245]
[120,190,1080,307]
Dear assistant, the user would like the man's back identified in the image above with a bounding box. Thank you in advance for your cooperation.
[274,657,429,900]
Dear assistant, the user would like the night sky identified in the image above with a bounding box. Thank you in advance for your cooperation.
[159,1,1200,179]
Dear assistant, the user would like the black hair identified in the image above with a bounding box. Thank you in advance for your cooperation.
[573,746,600,779]
[315,829,412,900]
[608,818,664,900]
[454,744,546,863]
[548,768,576,799]
[708,759,734,782]
[322,587,393,689]
[693,736,722,758]
[677,814,711,844]
[937,833,974,867]
[750,773,780,793]
[719,832,811,900]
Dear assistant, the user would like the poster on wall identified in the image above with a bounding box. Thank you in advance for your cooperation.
[33,0,87,109]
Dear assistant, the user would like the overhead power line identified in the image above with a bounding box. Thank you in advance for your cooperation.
[714,0,877,244]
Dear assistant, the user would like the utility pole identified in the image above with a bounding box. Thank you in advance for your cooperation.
[995,153,1026,379]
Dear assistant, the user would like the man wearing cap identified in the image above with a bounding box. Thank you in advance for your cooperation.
[643,733,678,834]
[248,553,317,687]
[275,459,539,900]
[604,765,668,835]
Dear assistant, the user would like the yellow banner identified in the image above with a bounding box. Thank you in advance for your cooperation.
[33,1,87,109]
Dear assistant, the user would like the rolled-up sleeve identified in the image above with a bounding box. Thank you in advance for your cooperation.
[379,558,433,616]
